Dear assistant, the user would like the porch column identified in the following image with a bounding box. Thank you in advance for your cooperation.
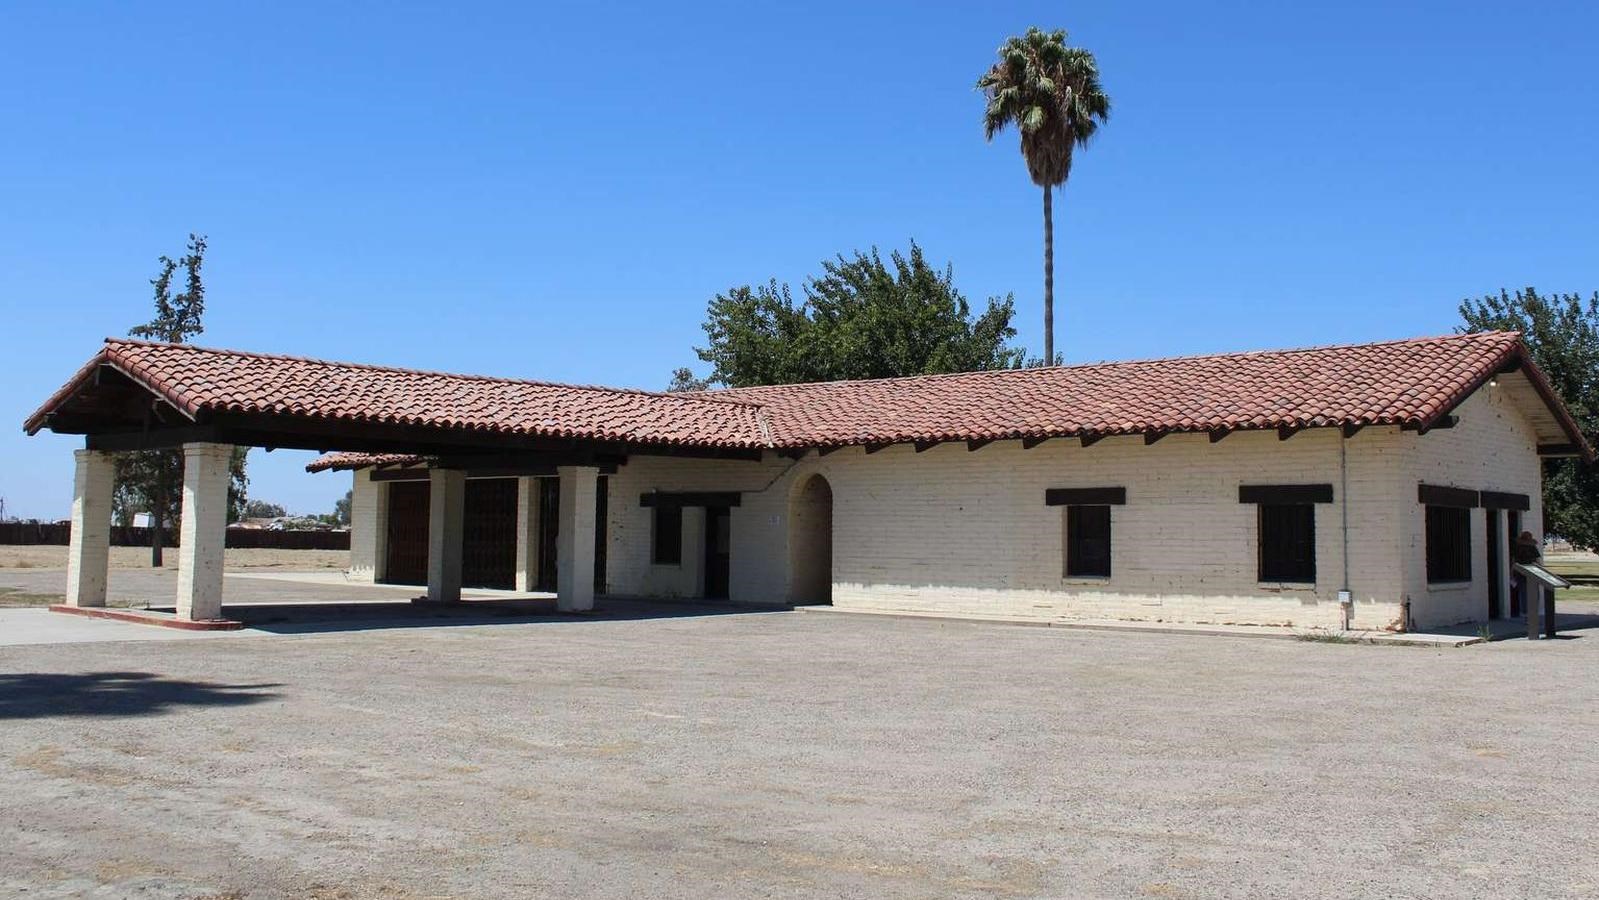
[514,476,537,592]
[65,448,114,608]
[556,466,598,612]
[175,442,233,621]
[427,468,466,603]
[347,469,387,583]
[682,506,706,597]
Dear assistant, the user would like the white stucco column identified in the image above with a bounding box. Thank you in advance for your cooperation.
[556,466,598,612]
[347,469,387,583]
[514,476,537,592]
[682,506,706,597]
[427,468,466,603]
[175,442,233,621]
[65,448,115,608]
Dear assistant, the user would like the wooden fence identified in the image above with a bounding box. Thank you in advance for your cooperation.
[0,522,350,551]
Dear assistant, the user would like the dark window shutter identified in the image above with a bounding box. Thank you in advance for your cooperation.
[1066,505,1113,577]
[1258,504,1315,583]
[1425,506,1471,582]
[652,505,683,565]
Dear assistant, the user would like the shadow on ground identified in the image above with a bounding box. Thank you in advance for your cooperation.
[0,672,281,719]
[134,597,794,636]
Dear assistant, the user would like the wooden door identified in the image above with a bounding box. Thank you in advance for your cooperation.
[704,506,731,599]
[594,476,608,595]
[383,480,430,585]
[463,478,517,589]
[1508,510,1523,617]
[536,478,559,592]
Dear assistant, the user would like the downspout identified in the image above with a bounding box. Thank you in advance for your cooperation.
[1339,433,1352,630]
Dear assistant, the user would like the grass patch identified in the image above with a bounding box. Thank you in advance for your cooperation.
[1544,558,1599,603]
[0,587,65,608]
[0,588,144,609]
[1294,630,1367,644]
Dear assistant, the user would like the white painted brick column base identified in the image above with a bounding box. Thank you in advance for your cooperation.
[347,470,386,584]
[175,442,234,621]
[427,469,466,603]
[65,448,115,608]
[557,466,598,612]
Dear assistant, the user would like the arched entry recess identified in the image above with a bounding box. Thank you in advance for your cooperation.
[789,474,834,605]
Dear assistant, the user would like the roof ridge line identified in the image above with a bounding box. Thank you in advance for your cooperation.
[698,331,1524,395]
[101,337,770,409]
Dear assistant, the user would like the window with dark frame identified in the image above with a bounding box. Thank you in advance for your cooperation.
[1065,504,1112,577]
[1045,487,1126,579]
[1425,505,1471,583]
[652,504,683,565]
[1257,503,1316,583]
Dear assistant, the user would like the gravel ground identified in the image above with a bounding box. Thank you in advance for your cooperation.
[2,602,1598,899]
[0,545,349,571]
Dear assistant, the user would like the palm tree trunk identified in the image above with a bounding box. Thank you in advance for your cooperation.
[1043,184,1055,364]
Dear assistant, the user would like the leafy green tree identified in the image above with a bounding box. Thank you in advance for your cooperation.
[112,234,250,563]
[244,500,288,519]
[978,27,1110,364]
[666,368,711,393]
[1460,287,1599,547]
[678,242,1025,388]
[333,490,352,528]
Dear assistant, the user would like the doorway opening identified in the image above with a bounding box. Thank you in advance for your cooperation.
[1486,508,1502,619]
[704,506,731,599]
[789,474,834,605]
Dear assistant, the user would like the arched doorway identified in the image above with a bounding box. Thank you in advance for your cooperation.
[789,474,834,605]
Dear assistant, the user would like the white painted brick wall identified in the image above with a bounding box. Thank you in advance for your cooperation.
[336,381,1544,631]
[602,426,1421,628]
[1403,381,1545,628]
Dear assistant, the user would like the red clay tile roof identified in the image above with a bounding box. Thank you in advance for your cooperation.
[307,453,424,473]
[26,332,1592,465]
[707,331,1581,449]
[24,339,771,449]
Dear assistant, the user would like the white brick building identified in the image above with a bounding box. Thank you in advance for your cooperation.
[27,332,1590,631]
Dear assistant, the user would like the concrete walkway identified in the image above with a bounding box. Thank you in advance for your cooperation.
[0,607,254,646]
[797,603,1599,646]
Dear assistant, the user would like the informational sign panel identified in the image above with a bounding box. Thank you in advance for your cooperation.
[1514,563,1572,590]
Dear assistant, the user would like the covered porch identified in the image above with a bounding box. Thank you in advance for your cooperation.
[25,340,768,623]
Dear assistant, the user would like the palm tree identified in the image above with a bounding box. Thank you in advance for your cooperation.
[978,27,1109,364]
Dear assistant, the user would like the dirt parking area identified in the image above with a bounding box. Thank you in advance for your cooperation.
[2,601,1598,899]
[0,544,349,571]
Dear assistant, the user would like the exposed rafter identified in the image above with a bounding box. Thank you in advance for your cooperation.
[1402,415,1458,436]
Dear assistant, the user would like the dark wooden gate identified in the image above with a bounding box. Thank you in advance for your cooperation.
[704,505,730,599]
[536,478,560,592]
[463,478,517,589]
[384,480,430,585]
[382,477,518,589]
[594,476,609,594]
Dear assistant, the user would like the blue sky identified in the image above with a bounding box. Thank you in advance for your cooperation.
[2,1,1594,520]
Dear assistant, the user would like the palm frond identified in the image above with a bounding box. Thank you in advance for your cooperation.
[976,26,1111,187]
